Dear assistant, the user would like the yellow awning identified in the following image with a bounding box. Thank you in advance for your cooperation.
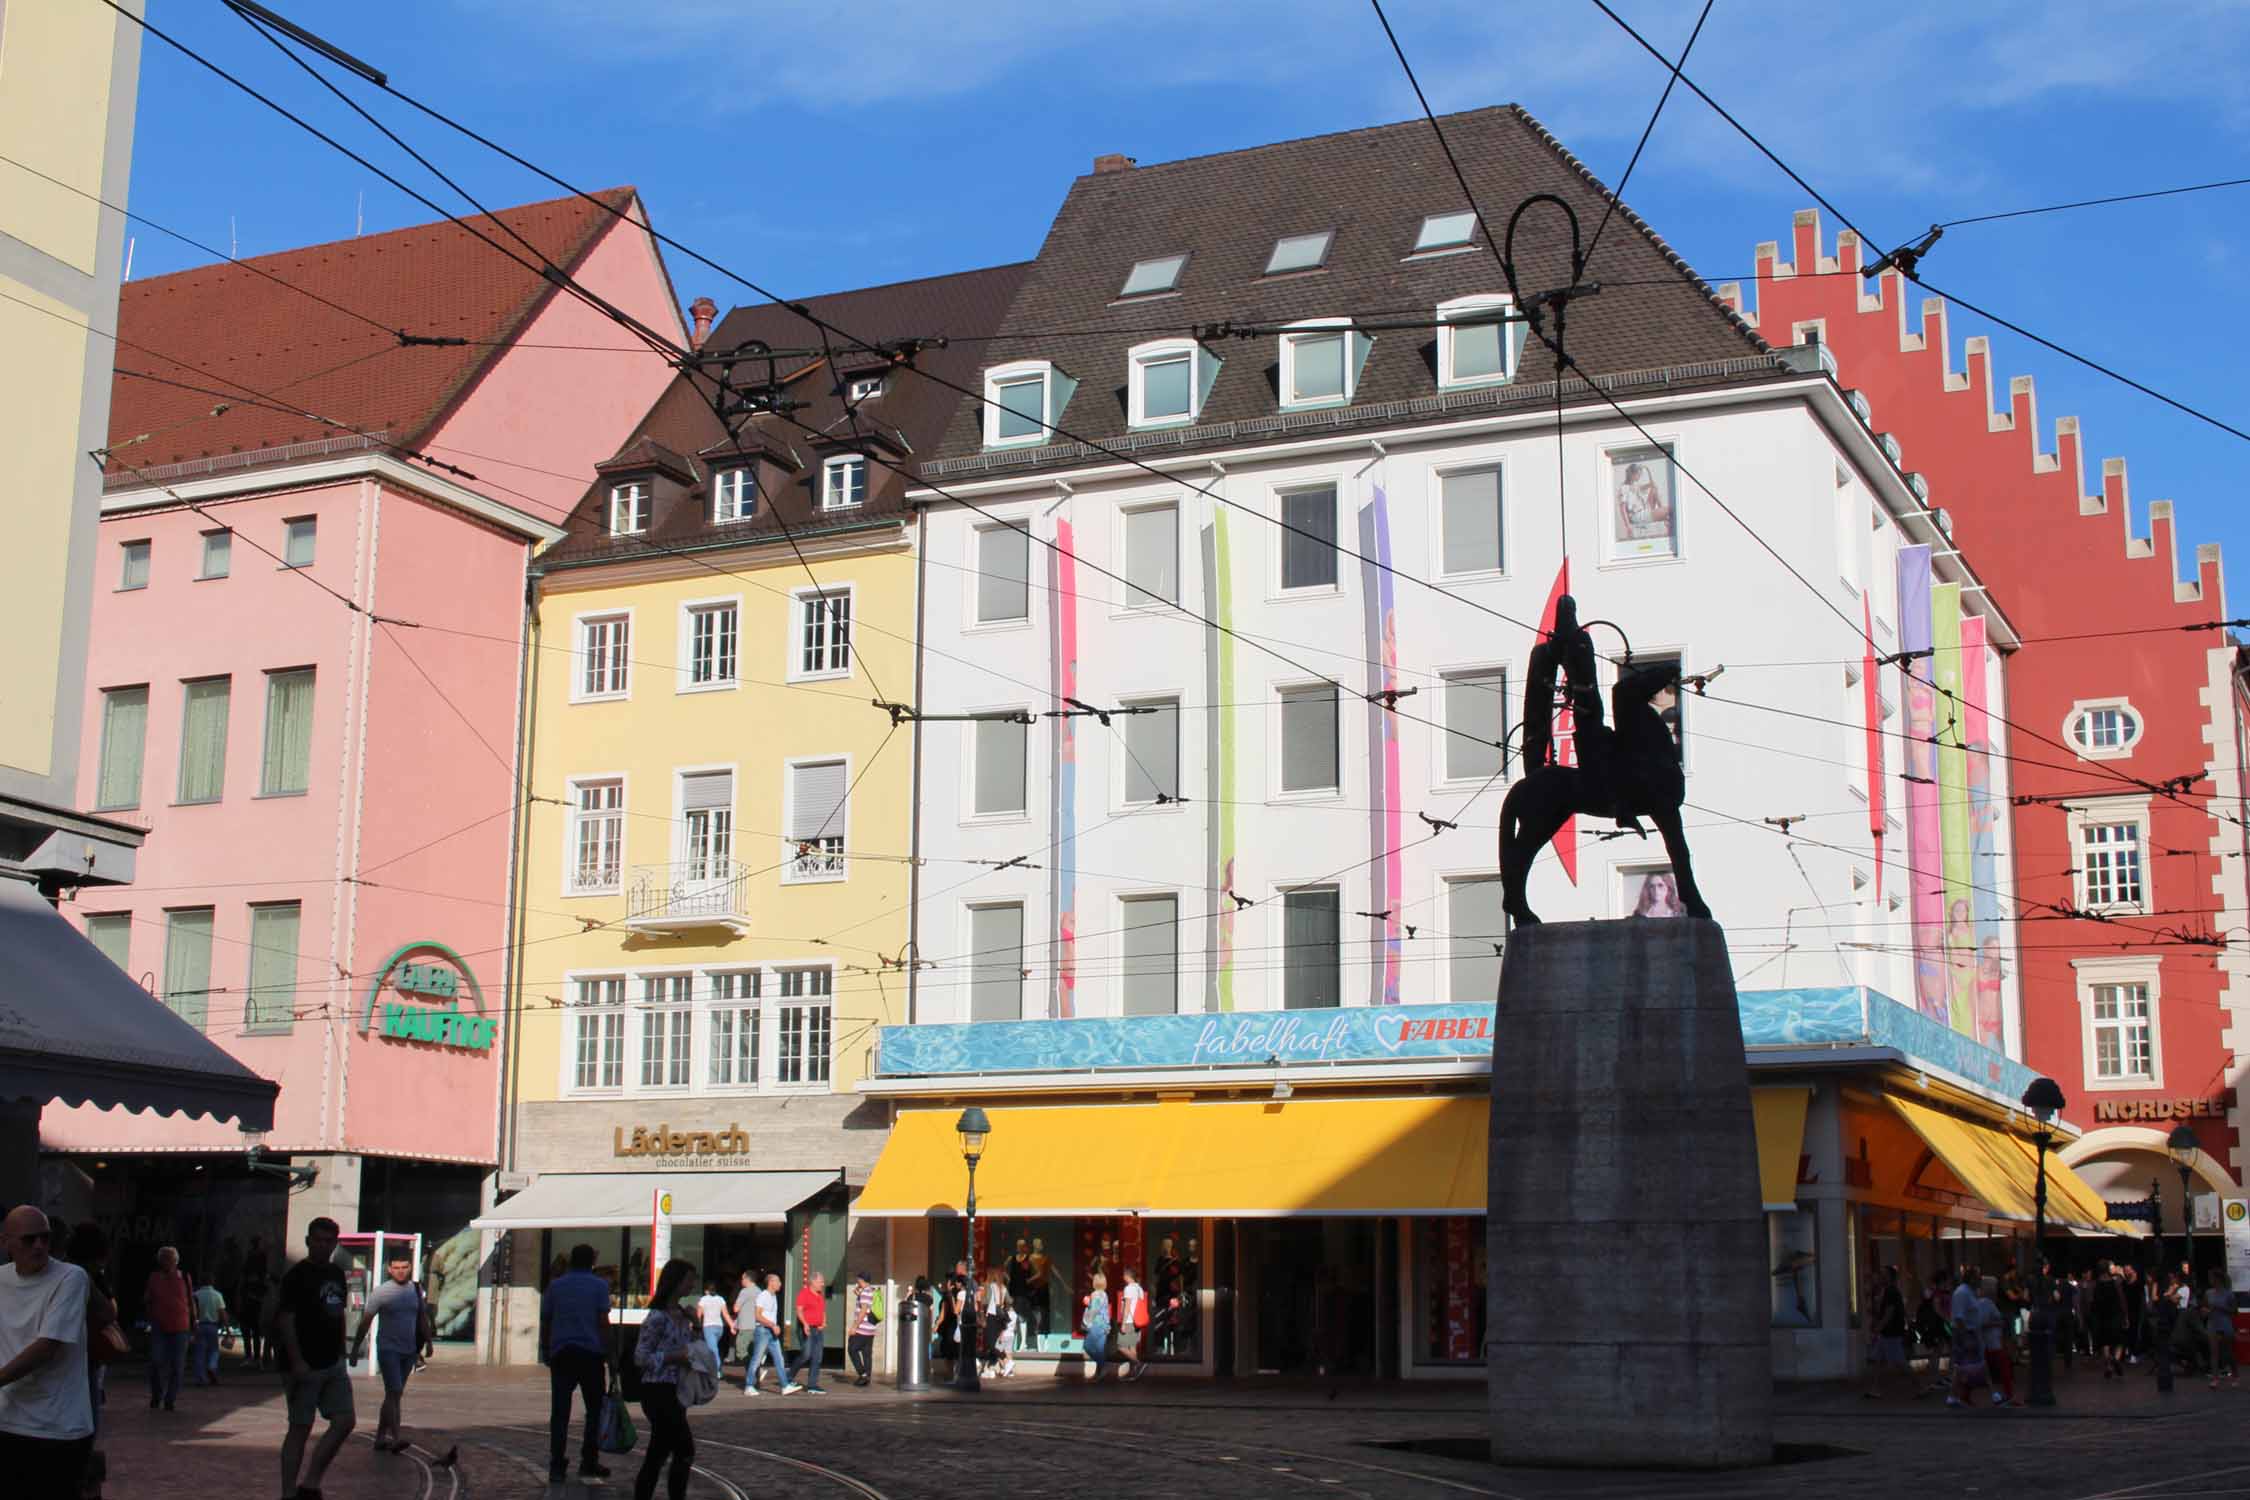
[855,1097,1488,1218]
[1886,1094,2039,1221]
[1990,1133,2125,1235]
[1752,1087,1811,1211]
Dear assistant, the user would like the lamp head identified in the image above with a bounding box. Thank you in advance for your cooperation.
[2021,1076,2065,1125]
[2167,1122,2199,1168]
[956,1106,991,1163]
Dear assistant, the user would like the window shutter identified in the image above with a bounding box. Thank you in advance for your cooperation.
[1124,506,1177,607]
[1440,469,1502,575]
[248,904,301,1029]
[789,761,848,842]
[1444,672,1505,781]
[1280,686,1338,792]
[178,678,231,802]
[682,769,733,812]
[1282,888,1340,1010]
[97,687,147,809]
[974,718,1028,815]
[968,905,1025,1022]
[1447,878,1505,1004]
[976,527,1030,622]
[1123,701,1179,803]
[1119,896,1178,1015]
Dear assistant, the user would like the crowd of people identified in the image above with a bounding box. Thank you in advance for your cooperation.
[1862,1258,2243,1408]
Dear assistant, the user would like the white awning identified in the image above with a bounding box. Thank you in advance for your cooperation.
[471,1169,841,1231]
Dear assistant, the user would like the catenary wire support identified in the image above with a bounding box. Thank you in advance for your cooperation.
[1500,194,1601,563]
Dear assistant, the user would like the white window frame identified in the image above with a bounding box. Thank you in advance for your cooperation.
[773,965,835,1089]
[788,584,855,682]
[1435,295,1518,389]
[119,538,152,591]
[1429,455,1507,581]
[983,360,1064,449]
[966,518,1034,630]
[782,754,852,885]
[1115,497,1180,614]
[712,466,755,524]
[1277,318,1357,409]
[2065,697,2144,761]
[679,596,741,693]
[964,900,1030,1023]
[963,710,1034,825]
[199,529,232,580]
[572,609,632,703]
[1440,871,1506,1004]
[608,482,650,536]
[821,454,868,510]
[564,974,628,1094]
[1434,663,1509,789]
[1119,254,1186,298]
[1115,693,1182,810]
[2074,955,2163,1091]
[1126,339,1210,429]
[1411,211,1478,255]
[703,970,763,1093]
[1273,679,1343,800]
[563,774,628,897]
[1275,880,1344,1010]
[847,375,885,402]
[636,973,696,1091]
[1273,480,1342,597]
[1115,889,1182,1017]
[1265,231,1333,275]
[282,517,318,569]
[674,762,737,881]
[2066,794,2152,915]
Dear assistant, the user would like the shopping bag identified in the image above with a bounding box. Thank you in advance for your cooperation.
[599,1389,638,1454]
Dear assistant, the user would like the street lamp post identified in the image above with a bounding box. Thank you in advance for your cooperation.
[955,1107,990,1394]
[2023,1076,2065,1407]
[2168,1122,2200,1276]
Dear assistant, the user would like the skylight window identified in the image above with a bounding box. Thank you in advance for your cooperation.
[1120,255,1186,297]
[1415,212,1478,251]
[1265,232,1333,275]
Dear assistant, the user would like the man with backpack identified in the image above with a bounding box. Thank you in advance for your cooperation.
[846,1273,882,1387]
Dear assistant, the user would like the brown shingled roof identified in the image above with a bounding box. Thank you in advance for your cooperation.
[106,188,647,475]
[930,104,1773,467]
[541,261,1029,568]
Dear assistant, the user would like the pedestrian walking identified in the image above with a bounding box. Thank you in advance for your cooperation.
[2093,1261,2129,1377]
[783,1273,828,1394]
[1081,1271,1114,1381]
[190,1272,227,1386]
[141,1247,190,1412]
[275,1217,355,1500]
[695,1281,731,1371]
[0,1206,97,1500]
[633,1259,702,1500]
[978,1270,1010,1378]
[1861,1265,1911,1398]
[2123,1265,2148,1365]
[348,1248,431,1455]
[237,1243,271,1373]
[742,1273,787,1395]
[2207,1270,2238,1390]
[540,1244,614,1485]
[1978,1277,2013,1406]
[1946,1266,1988,1409]
[934,1273,960,1379]
[728,1270,756,1379]
[1116,1266,1149,1380]
[846,1273,880,1387]
[62,1222,116,1500]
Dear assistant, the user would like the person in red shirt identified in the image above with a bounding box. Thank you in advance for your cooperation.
[781,1274,828,1395]
[142,1247,192,1412]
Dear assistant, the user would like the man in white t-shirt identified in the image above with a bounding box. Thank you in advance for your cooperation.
[742,1273,786,1395]
[0,1205,94,1499]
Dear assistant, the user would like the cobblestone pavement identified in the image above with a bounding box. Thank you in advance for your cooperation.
[99,1355,2250,1500]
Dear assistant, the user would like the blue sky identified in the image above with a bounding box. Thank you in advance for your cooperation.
[120,0,2250,599]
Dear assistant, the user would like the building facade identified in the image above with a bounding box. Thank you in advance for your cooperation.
[481,266,1025,1364]
[859,109,2061,1380]
[1730,214,2249,1235]
[44,192,682,1351]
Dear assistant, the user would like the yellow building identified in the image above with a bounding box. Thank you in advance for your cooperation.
[481,266,1025,1363]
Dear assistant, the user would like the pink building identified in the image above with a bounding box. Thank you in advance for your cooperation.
[42,191,682,1346]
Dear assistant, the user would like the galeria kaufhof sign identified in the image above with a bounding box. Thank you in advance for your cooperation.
[359,940,496,1052]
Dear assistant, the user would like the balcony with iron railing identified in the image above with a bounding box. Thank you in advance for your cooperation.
[625,859,752,933]
[786,835,846,883]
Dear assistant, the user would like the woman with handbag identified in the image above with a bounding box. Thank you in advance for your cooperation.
[978,1271,1010,1378]
[633,1259,701,1500]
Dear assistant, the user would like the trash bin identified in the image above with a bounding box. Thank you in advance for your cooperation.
[896,1297,928,1390]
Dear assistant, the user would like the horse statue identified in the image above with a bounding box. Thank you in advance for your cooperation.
[1498,593,1710,925]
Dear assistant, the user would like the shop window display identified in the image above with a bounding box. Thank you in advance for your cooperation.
[930,1216,1203,1361]
[1412,1216,1486,1364]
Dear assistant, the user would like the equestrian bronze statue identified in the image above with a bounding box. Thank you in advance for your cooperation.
[1498,594,1710,925]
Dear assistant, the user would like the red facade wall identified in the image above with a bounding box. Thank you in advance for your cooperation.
[1727,213,2243,1183]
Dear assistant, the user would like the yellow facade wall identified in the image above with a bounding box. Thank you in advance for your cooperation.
[0,287,89,776]
[513,534,918,1100]
[0,0,117,274]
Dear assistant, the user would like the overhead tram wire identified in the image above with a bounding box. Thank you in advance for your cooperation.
[1578,0,1714,269]
[1936,174,2250,230]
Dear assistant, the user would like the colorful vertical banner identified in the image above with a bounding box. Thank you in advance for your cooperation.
[1895,545,1945,1023]
[1931,583,1974,1037]
[1862,596,1885,903]
[1357,485,1405,1006]
[1538,559,1578,883]
[1441,1216,1475,1361]
[1960,616,2005,1049]
[1052,517,1079,1019]
[1212,512,1238,1013]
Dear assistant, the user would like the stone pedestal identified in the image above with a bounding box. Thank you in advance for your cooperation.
[1487,919,1770,1468]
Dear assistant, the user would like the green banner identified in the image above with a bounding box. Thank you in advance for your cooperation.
[1930,584,1975,1037]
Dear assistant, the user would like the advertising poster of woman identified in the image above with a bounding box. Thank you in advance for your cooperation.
[1622,867,1686,919]
[1608,447,1678,561]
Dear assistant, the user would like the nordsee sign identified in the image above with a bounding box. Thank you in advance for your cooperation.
[358,940,496,1053]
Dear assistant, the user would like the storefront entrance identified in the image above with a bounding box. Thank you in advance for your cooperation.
[1241,1219,1379,1376]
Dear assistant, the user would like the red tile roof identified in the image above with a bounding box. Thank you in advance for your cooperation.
[106,188,648,477]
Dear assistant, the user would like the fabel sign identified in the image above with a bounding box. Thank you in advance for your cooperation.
[358,941,496,1053]
[2094,1098,2228,1123]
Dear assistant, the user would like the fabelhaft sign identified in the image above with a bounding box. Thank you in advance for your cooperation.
[615,1123,750,1158]
[358,941,495,1052]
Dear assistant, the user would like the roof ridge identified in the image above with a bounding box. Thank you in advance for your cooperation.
[710,259,1035,322]
[1500,103,1770,358]
[1074,105,1521,180]
[126,186,639,288]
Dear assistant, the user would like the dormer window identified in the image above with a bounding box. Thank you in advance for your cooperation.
[847,375,884,402]
[1128,339,1219,428]
[1120,254,1186,297]
[821,455,867,510]
[1414,212,1478,252]
[712,467,755,524]
[1265,232,1332,275]
[608,482,649,536]
[1437,295,1522,389]
[1278,318,1368,409]
[982,360,1077,449]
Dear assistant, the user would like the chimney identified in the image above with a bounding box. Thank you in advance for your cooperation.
[1092,153,1136,175]
[689,296,718,349]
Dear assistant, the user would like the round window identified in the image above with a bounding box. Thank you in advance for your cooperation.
[2073,705,2139,753]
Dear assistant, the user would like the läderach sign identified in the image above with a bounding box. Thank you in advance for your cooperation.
[359,941,496,1053]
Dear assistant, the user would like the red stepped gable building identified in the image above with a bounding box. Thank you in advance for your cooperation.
[1721,211,2250,1239]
